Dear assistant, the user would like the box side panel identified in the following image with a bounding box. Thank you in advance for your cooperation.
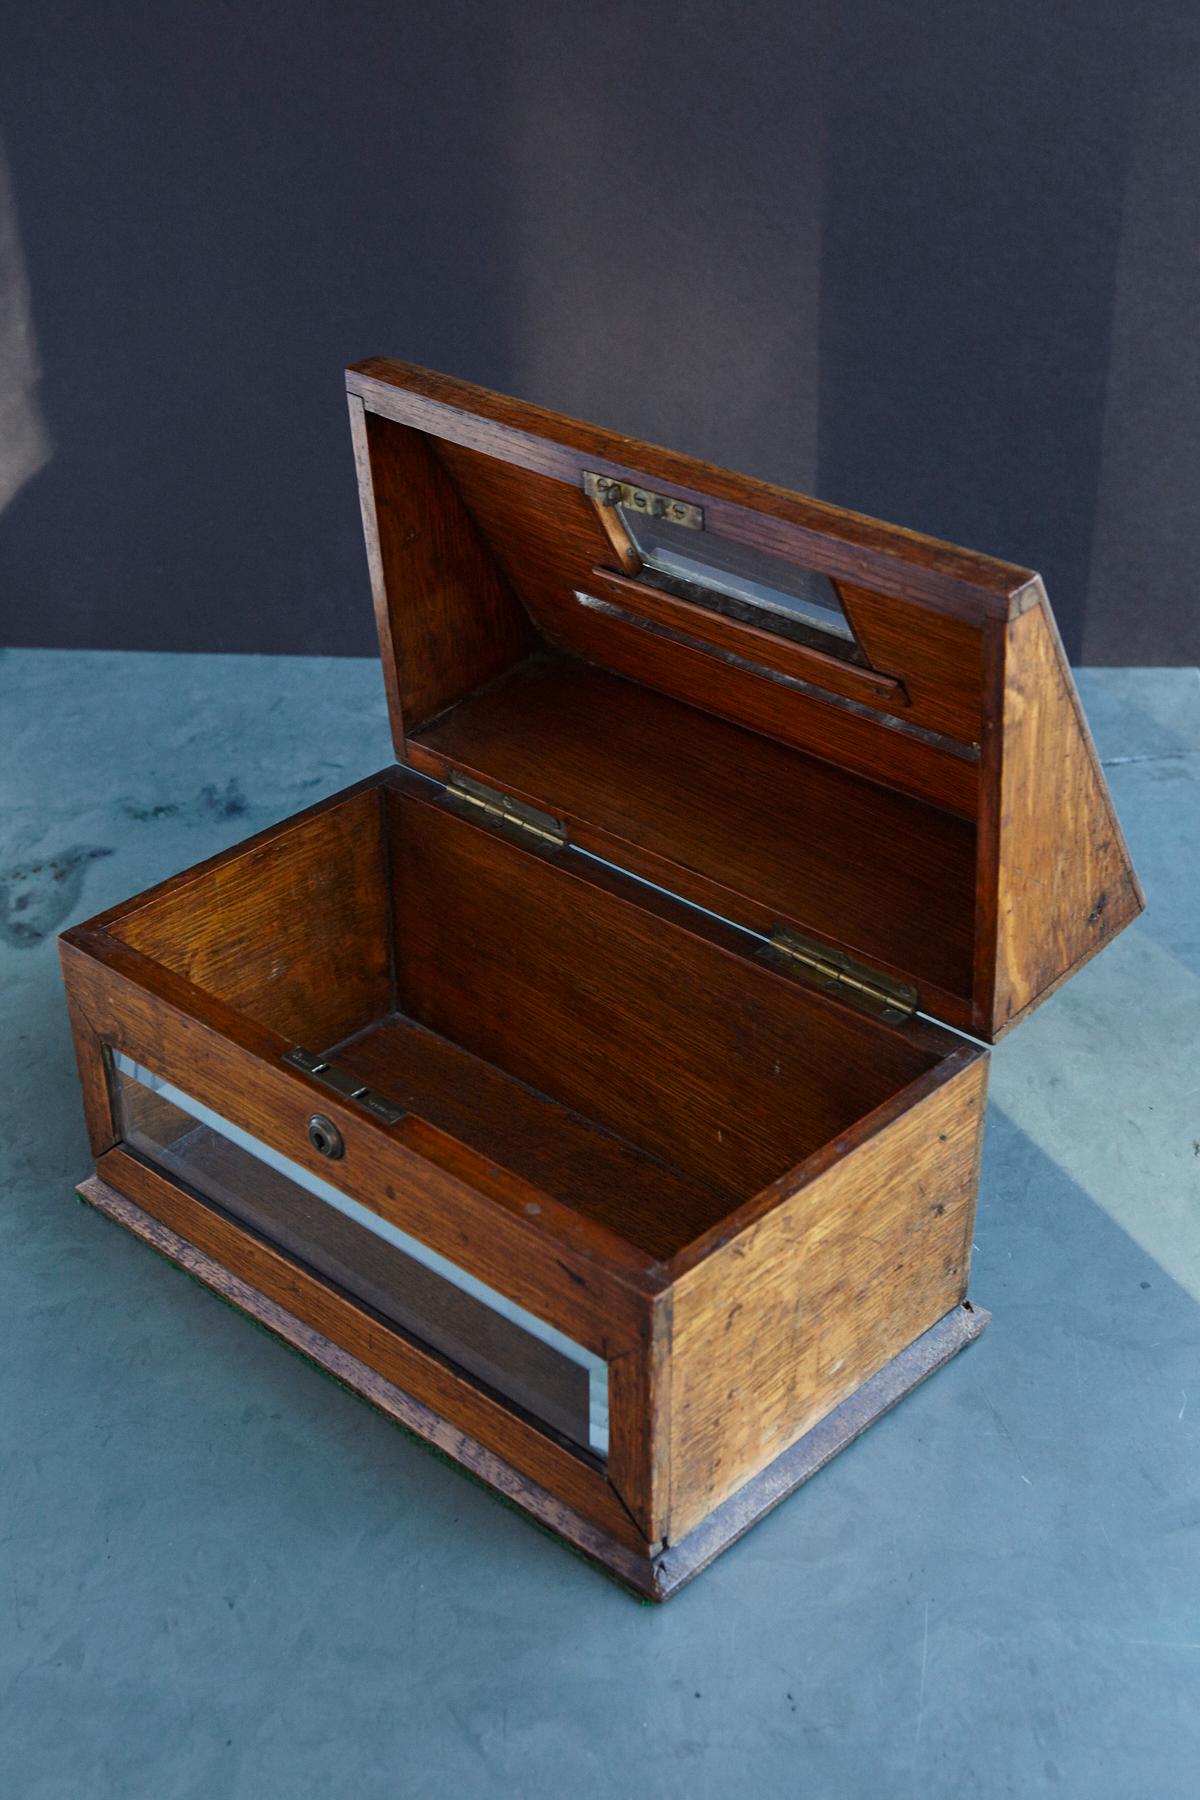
[81,1175,661,1591]
[667,1055,986,1540]
[60,939,119,1158]
[107,787,393,1050]
[981,595,1145,1035]
[350,398,537,746]
[62,917,663,1549]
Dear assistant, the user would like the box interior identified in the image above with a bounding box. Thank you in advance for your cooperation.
[358,411,989,1030]
[110,779,954,1263]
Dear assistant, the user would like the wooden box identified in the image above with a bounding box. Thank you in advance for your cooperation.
[59,361,1143,1599]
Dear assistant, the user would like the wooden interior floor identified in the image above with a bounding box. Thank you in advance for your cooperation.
[327,1011,741,1261]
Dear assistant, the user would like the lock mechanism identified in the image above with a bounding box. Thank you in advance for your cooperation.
[307,1113,344,1160]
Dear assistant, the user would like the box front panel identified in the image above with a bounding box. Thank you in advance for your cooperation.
[112,1051,610,1459]
[59,928,660,1545]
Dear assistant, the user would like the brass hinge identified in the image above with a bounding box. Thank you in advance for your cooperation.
[445,772,568,849]
[763,927,918,1023]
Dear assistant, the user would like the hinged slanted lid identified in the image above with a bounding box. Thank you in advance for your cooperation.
[346,358,1143,1042]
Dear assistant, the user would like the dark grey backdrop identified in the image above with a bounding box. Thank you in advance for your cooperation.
[1,2,1197,664]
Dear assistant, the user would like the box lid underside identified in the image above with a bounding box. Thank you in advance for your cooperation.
[346,358,1143,1043]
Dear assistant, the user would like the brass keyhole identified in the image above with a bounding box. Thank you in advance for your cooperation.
[307,1113,344,1159]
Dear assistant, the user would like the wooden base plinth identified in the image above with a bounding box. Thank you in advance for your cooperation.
[79,1175,989,1602]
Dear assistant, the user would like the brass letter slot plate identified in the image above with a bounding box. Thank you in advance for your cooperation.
[282,1046,407,1126]
[583,471,703,531]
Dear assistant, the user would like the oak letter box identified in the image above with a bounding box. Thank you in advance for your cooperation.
[60,361,1142,1598]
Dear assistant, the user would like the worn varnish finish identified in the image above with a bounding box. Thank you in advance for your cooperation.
[667,1054,986,1537]
[59,360,1142,1596]
[983,601,1144,1032]
[58,767,970,1576]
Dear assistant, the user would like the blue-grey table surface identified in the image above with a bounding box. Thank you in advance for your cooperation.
[2,650,1198,1800]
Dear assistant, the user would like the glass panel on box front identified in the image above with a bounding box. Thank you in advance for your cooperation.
[111,1052,608,1457]
[619,506,857,649]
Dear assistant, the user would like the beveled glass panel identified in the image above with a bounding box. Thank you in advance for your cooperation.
[620,507,856,646]
[111,1052,608,1457]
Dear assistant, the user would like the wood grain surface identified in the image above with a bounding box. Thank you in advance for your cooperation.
[385,782,943,1209]
[350,396,535,743]
[348,358,1038,617]
[346,364,1139,1041]
[666,1052,986,1538]
[981,597,1145,1033]
[410,653,980,1016]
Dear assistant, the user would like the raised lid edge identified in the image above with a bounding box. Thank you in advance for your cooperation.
[347,359,1040,622]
